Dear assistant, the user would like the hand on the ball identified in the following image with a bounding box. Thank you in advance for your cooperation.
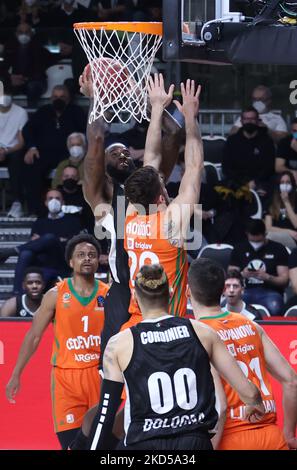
[79,66,94,98]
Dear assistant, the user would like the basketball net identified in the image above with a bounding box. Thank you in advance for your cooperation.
[74,24,162,123]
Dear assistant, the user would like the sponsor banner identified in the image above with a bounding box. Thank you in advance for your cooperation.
[0,321,296,449]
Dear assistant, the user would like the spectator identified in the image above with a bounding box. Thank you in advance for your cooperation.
[222,269,263,320]
[0,267,45,317]
[3,22,54,106]
[57,165,95,233]
[22,85,86,215]
[229,218,289,316]
[265,171,297,248]
[222,107,275,197]
[230,85,288,143]
[0,82,28,218]
[0,189,83,293]
[276,118,297,182]
[284,248,297,310]
[96,0,128,21]
[52,132,86,189]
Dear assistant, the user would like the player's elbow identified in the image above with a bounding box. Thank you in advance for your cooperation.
[282,369,297,393]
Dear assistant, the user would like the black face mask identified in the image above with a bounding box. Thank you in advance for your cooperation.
[63,178,78,191]
[242,123,258,135]
[52,98,66,112]
[106,161,136,184]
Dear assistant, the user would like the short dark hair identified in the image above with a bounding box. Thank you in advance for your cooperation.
[188,258,225,306]
[245,218,266,236]
[135,264,169,310]
[226,269,244,287]
[125,166,162,211]
[292,118,297,126]
[23,267,44,281]
[65,234,101,264]
[241,106,259,118]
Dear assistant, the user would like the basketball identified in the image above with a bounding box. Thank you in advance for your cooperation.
[85,58,132,104]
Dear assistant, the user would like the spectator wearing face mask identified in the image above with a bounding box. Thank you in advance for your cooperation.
[22,85,86,215]
[230,85,288,144]
[222,107,275,197]
[276,119,297,183]
[0,189,83,294]
[3,22,55,106]
[229,218,289,316]
[52,132,86,189]
[265,171,297,248]
[0,83,28,218]
[56,165,95,233]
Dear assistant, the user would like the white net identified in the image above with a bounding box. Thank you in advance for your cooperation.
[74,25,162,123]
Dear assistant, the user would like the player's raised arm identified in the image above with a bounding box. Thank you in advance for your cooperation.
[5,288,57,403]
[173,80,203,209]
[164,80,203,242]
[143,73,174,172]
[79,69,112,212]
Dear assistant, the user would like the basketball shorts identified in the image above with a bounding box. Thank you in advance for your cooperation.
[118,432,213,451]
[218,424,289,450]
[51,366,101,433]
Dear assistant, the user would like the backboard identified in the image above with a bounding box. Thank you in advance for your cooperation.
[162,0,297,65]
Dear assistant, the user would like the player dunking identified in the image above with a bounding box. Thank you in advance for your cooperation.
[79,71,182,360]
[6,234,109,449]
[71,263,264,450]
[188,258,297,450]
[123,79,203,327]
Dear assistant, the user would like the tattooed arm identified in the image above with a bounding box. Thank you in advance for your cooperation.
[102,334,124,382]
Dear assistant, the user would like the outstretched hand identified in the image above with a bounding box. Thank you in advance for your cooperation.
[173,79,201,118]
[148,73,175,110]
[79,65,94,98]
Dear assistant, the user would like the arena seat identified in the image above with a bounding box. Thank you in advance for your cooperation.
[42,63,73,98]
[203,162,221,186]
[284,306,297,318]
[202,135,226,164]
[249,189,263,220]
[251,304,271,318]
[197,243,233,271]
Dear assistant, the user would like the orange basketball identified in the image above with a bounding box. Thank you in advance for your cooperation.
[85,57,132,104]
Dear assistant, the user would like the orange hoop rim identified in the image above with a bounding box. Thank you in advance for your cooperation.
[73,21,163,36]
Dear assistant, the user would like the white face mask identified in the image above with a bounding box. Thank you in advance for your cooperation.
[249,241,265,251]
[1,95,12,107]
[69,145,84,159]
[48,198,62,214]
[279,183,292,193]
[252,100,266,114]
[17,34,31,45]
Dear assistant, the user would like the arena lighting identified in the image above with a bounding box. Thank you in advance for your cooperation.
[163,0,297,65]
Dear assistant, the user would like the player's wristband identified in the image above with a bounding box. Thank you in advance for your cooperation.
[88,378,124,450]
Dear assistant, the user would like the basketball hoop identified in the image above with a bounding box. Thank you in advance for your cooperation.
[74,22,163,123]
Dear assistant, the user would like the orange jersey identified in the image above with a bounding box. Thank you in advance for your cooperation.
[51,278,109,369]
[124,210,188,317]
[200,311,277,433]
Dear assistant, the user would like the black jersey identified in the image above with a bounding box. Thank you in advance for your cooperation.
[16,294,37,317]
[100,182,130,286]
[123,315,218,446]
